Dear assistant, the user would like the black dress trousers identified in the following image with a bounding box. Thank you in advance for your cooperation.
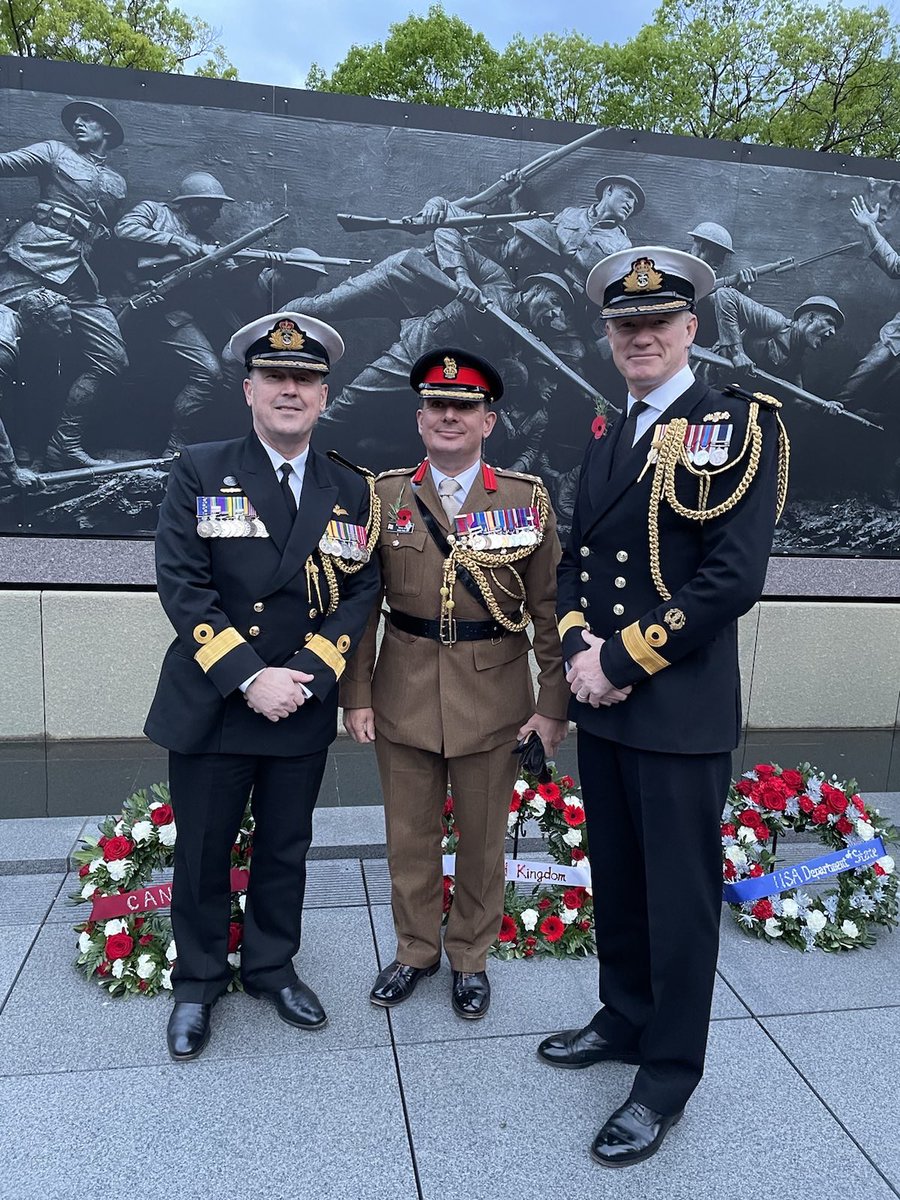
[577,730,731,1115]
[168,748,328,1003]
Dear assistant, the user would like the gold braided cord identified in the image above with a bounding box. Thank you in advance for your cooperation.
[327,476,382,577]
[439,483,549,635]
[319,554,341,615]
[663,408,763,522]
[647,406,765,601]
[305,556,324,613]
[775,414,791,522]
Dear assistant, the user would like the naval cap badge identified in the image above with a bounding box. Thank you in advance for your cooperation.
[623,257,664,294]
[269,318,306,351]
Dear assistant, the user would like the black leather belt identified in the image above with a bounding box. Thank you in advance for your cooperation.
[389,609,509,643]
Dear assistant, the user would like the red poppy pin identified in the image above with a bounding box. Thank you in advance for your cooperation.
[591,415,608,439]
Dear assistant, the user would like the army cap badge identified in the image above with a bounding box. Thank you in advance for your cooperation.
[409,347,504,404]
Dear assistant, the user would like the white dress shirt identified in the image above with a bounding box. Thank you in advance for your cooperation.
[257,437,309,505]
[628,364,696,446]
[426,459,482,509]
[240,437,311,696]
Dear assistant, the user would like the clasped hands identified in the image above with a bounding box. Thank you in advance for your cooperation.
[245,666,314,722]
[566,631,632,708]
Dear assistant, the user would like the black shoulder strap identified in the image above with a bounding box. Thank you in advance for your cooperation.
[413,490,492,615]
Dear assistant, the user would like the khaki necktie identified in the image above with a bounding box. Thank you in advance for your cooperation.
[438,476,463,521]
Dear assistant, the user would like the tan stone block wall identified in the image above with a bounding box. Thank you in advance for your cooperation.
[0,591,896,739]
[40,591,172,739]
[0,591,44,738]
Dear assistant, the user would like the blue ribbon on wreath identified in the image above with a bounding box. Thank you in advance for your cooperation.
[723,837,887,903]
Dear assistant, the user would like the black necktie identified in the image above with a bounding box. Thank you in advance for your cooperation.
[611,400,649,472]
[279,462,297,517]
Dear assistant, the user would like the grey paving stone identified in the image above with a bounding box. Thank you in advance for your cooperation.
[0,1046,415,1200]
[0,907,389,1076]
[0,873,64,926]
[309,802,386,857]
[397,1019,894,1200]
[864,791,900,827]
[0,816,85,874]
[369,904,746,1045]
[0,925,38,1006]
[717,907,900,1016]
[362,858,393,905]
[763,1007,900,1189]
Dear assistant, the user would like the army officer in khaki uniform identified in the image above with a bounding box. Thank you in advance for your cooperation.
[342,348,569,1019]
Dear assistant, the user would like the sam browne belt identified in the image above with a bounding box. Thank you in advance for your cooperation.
[388,609,512,643]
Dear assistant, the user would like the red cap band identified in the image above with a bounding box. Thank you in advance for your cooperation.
[421,363,491,392]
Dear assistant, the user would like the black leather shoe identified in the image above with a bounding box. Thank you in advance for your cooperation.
[537,1025,641,1069]
[370,959,440,1007]
[590,1101,683,1167]
[166,1002,211,1061]
[245,980,328,1029]
[451,970,490,1019]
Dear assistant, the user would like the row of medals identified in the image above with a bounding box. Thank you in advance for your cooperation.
[197,515,269,538]
[452,528,541,552]
[686,424,731,467]
[318,535,368,562]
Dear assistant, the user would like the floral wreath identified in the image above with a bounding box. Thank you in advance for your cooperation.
[71,784,253,997]
[442,763,595,960]
[722,762,898,951]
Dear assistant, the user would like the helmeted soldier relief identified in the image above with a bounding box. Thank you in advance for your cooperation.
[0,101,128,468]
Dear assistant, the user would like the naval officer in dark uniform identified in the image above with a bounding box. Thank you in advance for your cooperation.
[538,248,789,1165]
[145,311,381,1060]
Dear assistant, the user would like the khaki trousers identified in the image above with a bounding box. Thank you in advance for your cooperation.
[374,733,518,972]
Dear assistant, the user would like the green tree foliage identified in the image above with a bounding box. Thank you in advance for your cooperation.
[498,32,611,124]
[605,0,900,156]
[309,0,900,158]
[0,0,237,78]
[307,5,502,109]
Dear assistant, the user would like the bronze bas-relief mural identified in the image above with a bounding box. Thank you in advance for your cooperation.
[0,60,897,555]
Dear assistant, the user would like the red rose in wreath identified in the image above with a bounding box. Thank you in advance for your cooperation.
[822,784,848,815]
[105,933,134,960]
[150,804,174,826]
[757,778,789,811]
[103,835,134,861]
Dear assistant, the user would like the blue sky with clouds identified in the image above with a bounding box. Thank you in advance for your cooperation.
[185,1,659,89]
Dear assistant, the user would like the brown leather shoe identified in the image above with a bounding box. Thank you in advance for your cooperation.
[537,1025,640,1068]
[590,1101,683,1167]
[370,959,440,1007]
